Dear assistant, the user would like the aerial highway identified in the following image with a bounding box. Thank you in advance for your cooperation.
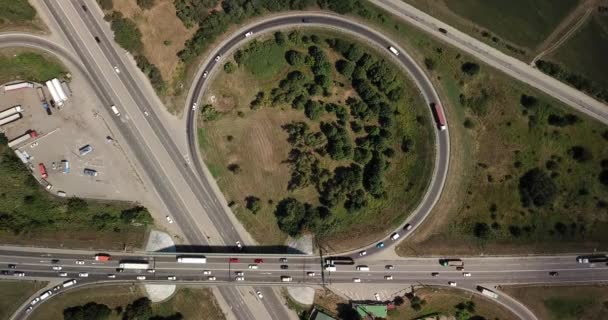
[372,0,608,125]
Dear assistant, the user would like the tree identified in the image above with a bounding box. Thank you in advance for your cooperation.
[461,62,480,76]
[473,222,490,239]
[305,100,324,120]
[274,31,286,45]
[120,206,153,225]
[568,145,592,162]
[424,57,435,70]
[107,12,143,53]
[520,94,538,108]
[245,196,261,214]
[223,61,236,73]
[345,189,367,213]
[64,302,111,320]
[136,0,155,9]
[123,297,152,320]
[227,163,241,174]
[599,170,608,187]
[519,168,557,207]
[0,132,8,146]
[274,198,308,236]
[285,50,305,66]
[336,59,355,78]
[200,104,220,121]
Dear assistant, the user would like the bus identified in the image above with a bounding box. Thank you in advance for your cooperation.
[325,256,354,265]
[430,102,446,131]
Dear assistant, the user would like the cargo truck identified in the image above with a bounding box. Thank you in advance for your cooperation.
[177,256,207,264]
[62,279,77,288]
[388,46,400,56]
[325,257,354,265]
[45,80,63,107]
[39,290,53,300]
[440,259,463,267]
[0,105,23,119]
[430,102,447,131]
[36,87,46,102]
[479,287,498,299]
[39,163,48,179]
[52,78,67,102]
[61,81,72,97]
[118,261,149,269]
[576,255,607,263]
[8,131,37,148]
[0,113,21,127]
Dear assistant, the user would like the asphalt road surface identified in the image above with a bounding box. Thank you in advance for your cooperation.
[3,247,608,320]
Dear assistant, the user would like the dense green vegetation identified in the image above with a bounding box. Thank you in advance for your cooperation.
[200,30,433,242]
[136,0,156,10]
[64,298,183,320]
[0,0,36,26]
[103,11,166,93]
[0,133,152,241]
[536,59,608,103]
[0,51,66,85]
[0,281,46,320]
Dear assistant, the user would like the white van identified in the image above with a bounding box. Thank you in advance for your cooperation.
[110,105,120,116]
[62,279,77,288]
[356,265,370,271]
[390,232,400,240]
[324,265,336,272]
[281,276,292,282]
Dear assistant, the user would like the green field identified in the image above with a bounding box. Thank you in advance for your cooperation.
[337,2,608,254]
[0,280,46,320]
[0,50,66,85]
[404,0,580,56]
[503,285,608,320]
[549,13,608,88]
[0,0,39,31]
[199,30,434,249]
[29,285,225,320]
[0,135,151,250]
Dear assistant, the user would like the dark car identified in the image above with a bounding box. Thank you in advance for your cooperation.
[280,265,288,270]
[51,259,60,264]
[94,36,101,43]
[431,272,439,277]
[82,5,88,11]
[302,18,310,23]
[549,271,559,276]
[438,28,447,34]
[8,264,16,269]
[1,270,9,275]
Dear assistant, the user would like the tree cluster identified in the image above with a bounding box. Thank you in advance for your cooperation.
[136,0,155,9]
[519,168,557,207]
[536,60,608,103]
[274,198,334,237]
[63,302,111,320]
[200,104,220,121]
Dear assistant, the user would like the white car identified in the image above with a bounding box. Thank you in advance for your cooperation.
[404,224,413,231]
[192,102,197,111]
[374,293,381,301]
[245,31,253,37]
[78,272,89,278]
[384,275,393,280]
[208,276,216,281]
[203,270,212,275]
[256,290,263,299]
[236,241,242,249]
[390,232,400,240]
[14,272,25,277]
[147,269,156,273]
[248,264,258,269]
[353,278,361,283]
[30,297,40,305]
[52,266,62,271]
[307,272,316,277]
[165,215,174,224]
[214,55,221,62]
[203,71,208,78]
[235,276,245,281]
[137,276,146,280]
[25,306,33,313]
[107,274,116,279]
[359,250,367,256]
[167,276,177,281]
[58,272,68,277]
[75,260,85,265]
[114,66,120,73]
[463,272,471,277]
[235,271,244,276]
[448,281,457,287]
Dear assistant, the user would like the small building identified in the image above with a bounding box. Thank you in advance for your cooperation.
[353,303,388,319]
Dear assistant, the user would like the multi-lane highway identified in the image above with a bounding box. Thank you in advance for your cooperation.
[3,247,608,319]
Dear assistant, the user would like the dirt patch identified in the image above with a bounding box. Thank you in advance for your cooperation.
[112,0,195,85]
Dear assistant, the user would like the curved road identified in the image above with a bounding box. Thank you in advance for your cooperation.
[185,13,450,258]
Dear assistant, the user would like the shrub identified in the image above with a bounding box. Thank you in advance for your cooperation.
[285,50,306,66]
[227,163,241,174]
[424,57,435,70]
[599,170,608,187]
[245,196,261,214]
[568,145,592,162]
[520,94,538,108]
[200,104,220,121]
[274,31,286,45]
[106,12,142,53]
[519,168,557,207]
[97,0,114,10]
[136,0,155,9]
[223,61,236,73]
[463,118,474,128]
[473,222,490,239]
[461,62,480,76]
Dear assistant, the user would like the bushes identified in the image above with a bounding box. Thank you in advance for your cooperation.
[536,59,608,103]
[245,196,261,214]
[136,0,155,9]
[200,104,220,121]
[134,55,165,92]
[63,302,111,320]
[223,61,236,73]
[97,0,114,10]
[461,62,480,76]
[106,12,142,53]
[519,168,557,207]
[0,0,36,23]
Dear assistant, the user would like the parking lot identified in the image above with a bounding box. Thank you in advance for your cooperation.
[0,81,144,201]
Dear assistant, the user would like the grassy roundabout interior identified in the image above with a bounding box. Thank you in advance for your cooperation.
[198,28,435,248]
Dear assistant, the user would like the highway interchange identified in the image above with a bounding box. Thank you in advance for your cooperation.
[1,1,608,320]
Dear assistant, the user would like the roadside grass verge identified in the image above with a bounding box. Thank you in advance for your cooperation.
[198,30,434,248]
[0,139,152,250]
[28,285,225,320]
[0,280,47,320]
[403,0,580,59]
[0,0,45,32]
[342,2,608,255]
[503,285,608,320]
[0,49,66,85]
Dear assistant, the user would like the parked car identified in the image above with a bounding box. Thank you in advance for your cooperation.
[83,168,98,177]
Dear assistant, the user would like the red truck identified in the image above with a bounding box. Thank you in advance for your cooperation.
[94,254,111,262]
[430,102,446,131]
[38,163,48,179]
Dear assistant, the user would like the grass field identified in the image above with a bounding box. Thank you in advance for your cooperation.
[0,49,66,85]
[0,280,47,320]
[403,0,580,57]
[0,0,44,32]
[549,13,608,88]
[503,285,608,320]
[199,31,434,248]
[337,2,608,255]
[29,285,225,320]
[0,134,150,250]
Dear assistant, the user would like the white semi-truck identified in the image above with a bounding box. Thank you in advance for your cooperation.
[118,261,150,269]
[479,287,498,299]
[52,78,67,102]
[0,105,23,119]
[45,80,63,107]
[177,256,207,264]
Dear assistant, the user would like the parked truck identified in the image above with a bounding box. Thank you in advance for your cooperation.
[94,254,111,261]
[52,78,67,102]
[0,105,23,119]
[440,259,463,267]
[36,87,46,102]
[8,130,37,148]
[0,113,21,127]
[4,82,33,92]
[61,81,72,97]
[38,163,48,179]
[45,80,64,107]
